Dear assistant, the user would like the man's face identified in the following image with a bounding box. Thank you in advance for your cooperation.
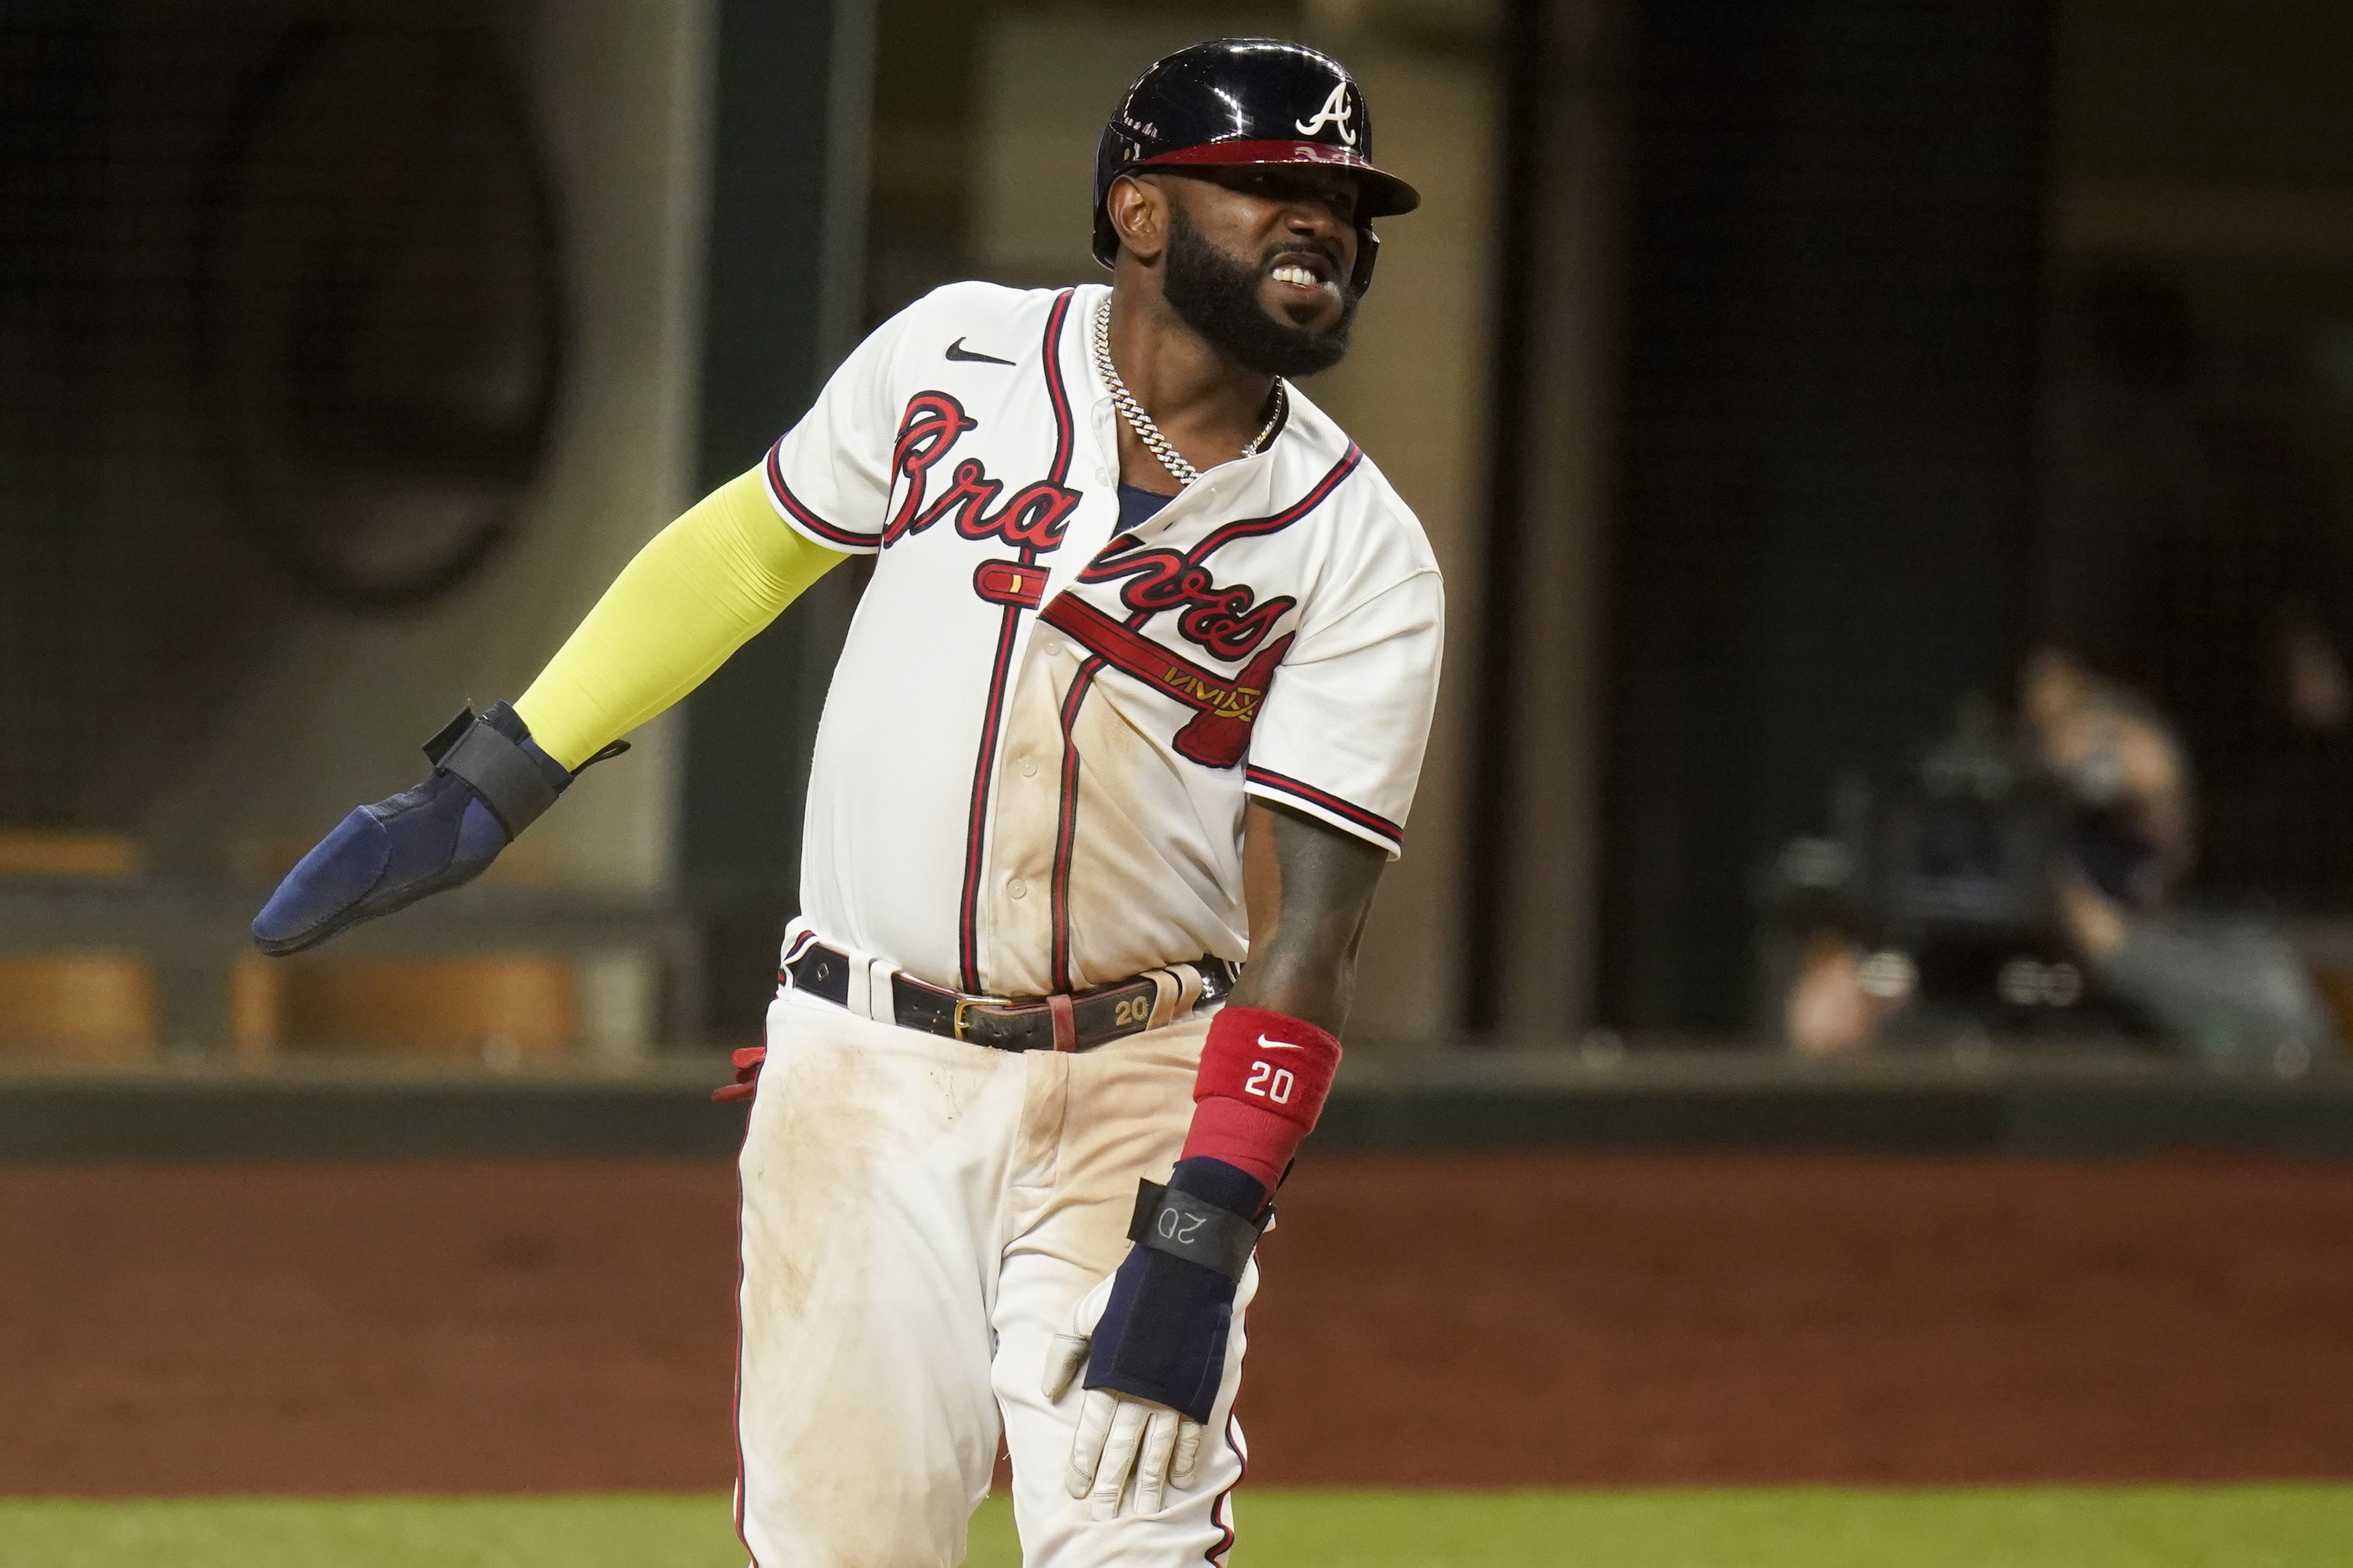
[1154,166,1364,378]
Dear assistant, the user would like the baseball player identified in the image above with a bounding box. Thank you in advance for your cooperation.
[255,37,1441,1567]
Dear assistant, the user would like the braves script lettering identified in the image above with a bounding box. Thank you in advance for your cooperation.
[1081,534,1297,662]
[883,391,1081,554]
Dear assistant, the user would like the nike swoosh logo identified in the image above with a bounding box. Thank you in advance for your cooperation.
[945,338,1015,365]
[1257,1034,1303,1050]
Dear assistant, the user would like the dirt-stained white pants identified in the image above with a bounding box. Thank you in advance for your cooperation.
[735,982,1253,1567]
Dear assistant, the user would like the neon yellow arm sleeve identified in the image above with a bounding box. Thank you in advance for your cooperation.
[514,467,849,770]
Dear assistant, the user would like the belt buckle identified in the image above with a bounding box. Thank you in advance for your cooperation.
[951,995,980,1042]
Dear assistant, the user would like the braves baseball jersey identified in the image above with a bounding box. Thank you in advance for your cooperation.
[763,280,1442,998]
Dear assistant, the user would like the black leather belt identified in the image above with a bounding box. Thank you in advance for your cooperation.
[782,939,1235,1053]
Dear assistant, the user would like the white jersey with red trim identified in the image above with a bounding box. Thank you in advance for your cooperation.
[764,279,1442,998]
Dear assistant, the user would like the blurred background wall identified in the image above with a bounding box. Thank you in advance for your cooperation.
[7,0,2353,1071]
[2,1,710,881]
[1594,0,2051,1030]
[2,1,723,1061]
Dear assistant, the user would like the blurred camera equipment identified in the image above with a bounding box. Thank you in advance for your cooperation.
[1761,702,2157,1044]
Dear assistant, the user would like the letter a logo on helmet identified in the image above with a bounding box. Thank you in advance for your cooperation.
[1091,39,1420,297]
[1295,81,1357,146]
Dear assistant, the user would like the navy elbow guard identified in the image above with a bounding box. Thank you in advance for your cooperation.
[250,702,622,957]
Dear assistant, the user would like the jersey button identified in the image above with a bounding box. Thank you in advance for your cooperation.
[1019,756,1039,778]
[1008,878,1028,900]
[1040,637,1065,658]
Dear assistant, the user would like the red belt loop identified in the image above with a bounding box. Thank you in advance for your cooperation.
[1047,992,1080,1052]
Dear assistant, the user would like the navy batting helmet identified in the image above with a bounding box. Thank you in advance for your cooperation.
[1092,38,1420,296]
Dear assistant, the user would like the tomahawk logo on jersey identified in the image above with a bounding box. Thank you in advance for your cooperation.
[762,279,1443,1001]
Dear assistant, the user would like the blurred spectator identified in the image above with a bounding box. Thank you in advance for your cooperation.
[1775,265,2349,1064]
[1772,684,2337,1064]
[2019,655,2337,1066]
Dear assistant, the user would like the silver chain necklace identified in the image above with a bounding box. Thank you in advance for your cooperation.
[1093,298,1284,489]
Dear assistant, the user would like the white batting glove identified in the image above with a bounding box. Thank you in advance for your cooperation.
[1040,1273,1205,1519]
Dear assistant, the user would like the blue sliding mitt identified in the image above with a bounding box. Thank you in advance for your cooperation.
[250,702,622,956]
[1081,1156,1269,1423]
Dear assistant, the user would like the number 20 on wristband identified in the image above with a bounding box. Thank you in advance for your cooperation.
[1245,1060,1296,1104]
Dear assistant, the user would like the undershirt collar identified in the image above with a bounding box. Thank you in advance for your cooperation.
[1118,483,1176,532]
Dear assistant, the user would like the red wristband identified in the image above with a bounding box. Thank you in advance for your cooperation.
[1180,1005,1342,1191]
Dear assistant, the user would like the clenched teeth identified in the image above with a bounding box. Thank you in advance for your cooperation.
[1271,264,1323,288]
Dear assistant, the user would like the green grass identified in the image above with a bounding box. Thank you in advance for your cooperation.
[2,1485,2348,1567]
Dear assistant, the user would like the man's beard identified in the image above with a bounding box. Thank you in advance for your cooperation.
[1162,203,1359,379]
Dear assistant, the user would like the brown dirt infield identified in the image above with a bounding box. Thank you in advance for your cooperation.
[4,1152,2351,1495]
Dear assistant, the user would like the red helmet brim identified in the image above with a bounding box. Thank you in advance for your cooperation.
[1135,139,1420,219]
